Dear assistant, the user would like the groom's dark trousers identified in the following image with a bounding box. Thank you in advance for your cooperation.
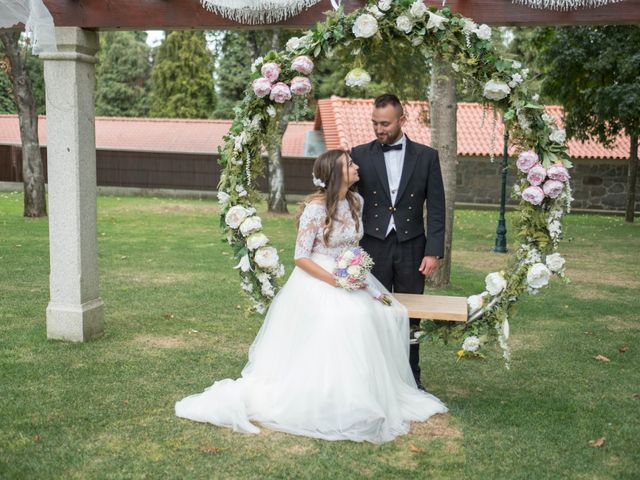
[352,137,445,385]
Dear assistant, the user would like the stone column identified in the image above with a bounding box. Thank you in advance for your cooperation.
[41,28,103,341]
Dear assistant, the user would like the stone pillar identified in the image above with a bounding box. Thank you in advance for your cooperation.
[41,28,103,341]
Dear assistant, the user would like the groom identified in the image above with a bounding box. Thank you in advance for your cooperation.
[351,94,446,391]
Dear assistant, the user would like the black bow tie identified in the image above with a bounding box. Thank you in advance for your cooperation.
[381,143,403,152]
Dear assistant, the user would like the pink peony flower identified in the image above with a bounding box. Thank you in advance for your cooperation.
[261,62,281,83]
[542,179,564,199]
[526,163,547,186]
[269,82,292,103]
[547,163,570,182]
[516,150,539,173]
[291,55,314,75]
[290,76,312,95]
[351,255,362,265]
[252,77,272,98]
[522,186,545,205]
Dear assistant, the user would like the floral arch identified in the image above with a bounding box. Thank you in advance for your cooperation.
[215,1,573,363]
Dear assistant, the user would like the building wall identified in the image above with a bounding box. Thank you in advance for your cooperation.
[1,147,637,211]
[456,156,640,211]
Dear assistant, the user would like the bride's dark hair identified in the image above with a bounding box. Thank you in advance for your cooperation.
[297,149,360,244]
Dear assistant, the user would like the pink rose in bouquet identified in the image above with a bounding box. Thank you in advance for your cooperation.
[269,82,292,103]
[334,246,391,305]
[526,163,546,186]
[290,76,312,95]
[547,163,570,182]
[252,77,272,98]
[516,150,538,173]
[522,185,545,205]
[261,62,281,82]
[291,55,314,75]
[542,179,564,199]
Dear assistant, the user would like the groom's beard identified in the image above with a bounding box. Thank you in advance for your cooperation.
[377,128,403,145]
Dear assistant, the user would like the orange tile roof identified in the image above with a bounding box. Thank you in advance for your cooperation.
[315,96,630,160]
[0,115,312,158]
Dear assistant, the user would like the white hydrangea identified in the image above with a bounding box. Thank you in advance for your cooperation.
[235,184,248,197]
[217,191,230,204]
[266,105,276,118]
[250,56,263,73]
[345,68,371,88]
[549,128,567,144]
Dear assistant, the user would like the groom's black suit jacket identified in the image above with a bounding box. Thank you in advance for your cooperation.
[351,136,446,258]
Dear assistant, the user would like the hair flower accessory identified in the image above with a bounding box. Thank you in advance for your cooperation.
[312,174,326,189]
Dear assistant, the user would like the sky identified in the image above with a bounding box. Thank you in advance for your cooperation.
[146,31,165,47]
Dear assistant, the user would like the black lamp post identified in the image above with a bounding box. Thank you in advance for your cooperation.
[493,128,509,253]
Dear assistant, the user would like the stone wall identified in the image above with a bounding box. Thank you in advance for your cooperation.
[456,156,639,211]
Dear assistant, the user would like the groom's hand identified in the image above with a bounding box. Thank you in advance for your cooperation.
[419,256,439,277]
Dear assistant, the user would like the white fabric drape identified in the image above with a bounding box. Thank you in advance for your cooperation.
[0,0,57,54]
[512,0,622,9]
[200,0,326,24]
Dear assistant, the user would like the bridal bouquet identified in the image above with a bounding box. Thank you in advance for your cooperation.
[334,247,392,305]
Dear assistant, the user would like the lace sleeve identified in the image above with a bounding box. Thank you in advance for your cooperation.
[294,203,325,260]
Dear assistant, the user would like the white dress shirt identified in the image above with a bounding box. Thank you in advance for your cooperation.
[383,135,406,236]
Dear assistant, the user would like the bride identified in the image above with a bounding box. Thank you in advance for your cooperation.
[175,149,447,444]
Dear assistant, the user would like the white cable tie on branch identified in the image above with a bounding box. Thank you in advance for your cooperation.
[511,0,622,10]
[200,0,324,24]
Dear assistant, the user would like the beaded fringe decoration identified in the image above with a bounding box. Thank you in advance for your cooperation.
[200,0,324,24]
[512,0,623,10]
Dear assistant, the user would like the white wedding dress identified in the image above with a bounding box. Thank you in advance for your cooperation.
[175,196,447,443]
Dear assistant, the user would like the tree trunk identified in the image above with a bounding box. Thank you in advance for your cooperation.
[428,56,457,288]
[267,102,291,213]
[625,134,638,223]
[0,32,47,218]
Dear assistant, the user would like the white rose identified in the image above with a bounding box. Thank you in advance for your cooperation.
[352,13,378,38]
[246,232,269,250]
[366,4,384,18]
[483,79,511,101]
[461,18,477,34]
[462,336,481,352]
[254,246,280,270]
[485,271,507,296]
[225,205,250,229]
[474,24,492,40]
[285,36,301,52]
[545,253,565,273]
[239,216,262,236]
[378,0,392,11]
[234,254,251,272]
[396,15,413,34]
[467,292,488,313]
[347,265,361,276]
[426,11,448,30]
[217,191,230,204]
[549,128,566,144]
[526,263,551,289]
[410,0,428,19]
[412,37,424,46]
[345,68,371,88]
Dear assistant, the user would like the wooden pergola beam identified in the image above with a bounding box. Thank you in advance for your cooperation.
[41,0,640,29]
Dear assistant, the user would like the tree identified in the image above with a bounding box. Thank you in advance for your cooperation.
[96,31,151,117]
[0,39,45,115]
[149,31,215,118]
[0,32,46,217]
[542,26,640,222]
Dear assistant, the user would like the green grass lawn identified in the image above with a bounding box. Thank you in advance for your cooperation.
[1,192,639,479]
